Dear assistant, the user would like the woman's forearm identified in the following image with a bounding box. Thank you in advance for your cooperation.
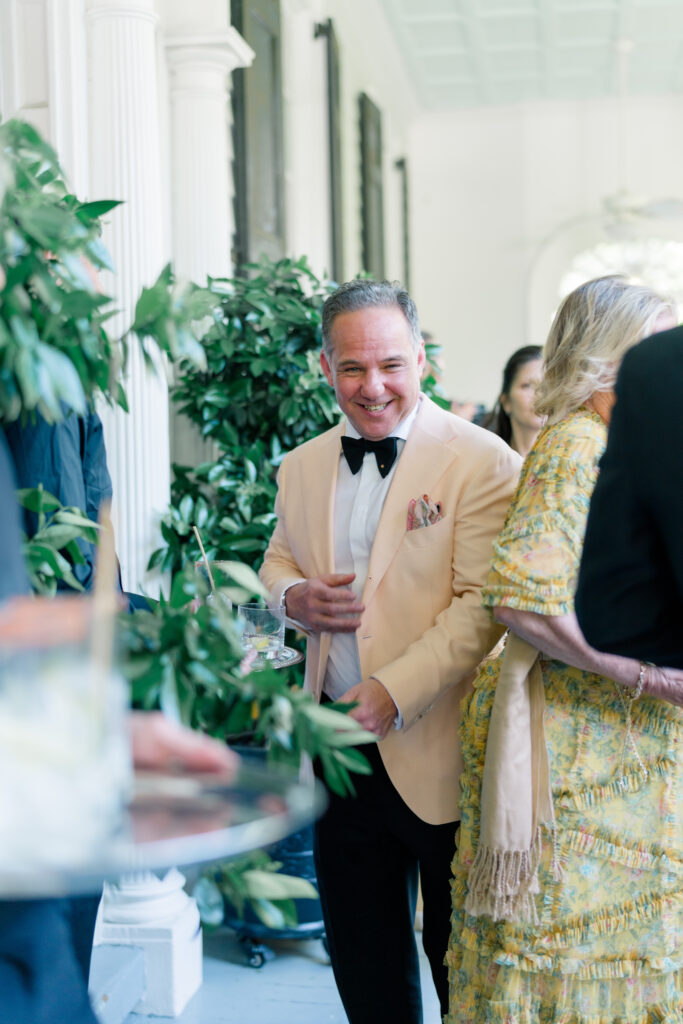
[493,606,642,687]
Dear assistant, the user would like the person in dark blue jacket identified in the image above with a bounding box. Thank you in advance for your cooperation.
[0,432,101,1024]
[0,434,237,1024]
[4,405,112,590]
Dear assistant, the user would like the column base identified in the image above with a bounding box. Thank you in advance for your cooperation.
[94,869,202,1017]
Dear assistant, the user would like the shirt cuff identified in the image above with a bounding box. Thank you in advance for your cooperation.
[280,579,309,633]
[369,675,403,730]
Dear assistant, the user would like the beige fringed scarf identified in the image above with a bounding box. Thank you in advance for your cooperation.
[464,632,557,924]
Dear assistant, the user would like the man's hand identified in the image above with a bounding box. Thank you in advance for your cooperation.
[341,677,397,740]
[129,711,239,775]
[285,573,364,634]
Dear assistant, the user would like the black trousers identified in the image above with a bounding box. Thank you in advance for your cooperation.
[314,741,458,1024]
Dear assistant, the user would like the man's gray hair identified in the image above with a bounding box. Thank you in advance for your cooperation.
[321,279,422,358]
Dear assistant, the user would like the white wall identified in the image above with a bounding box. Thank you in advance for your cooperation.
[409,95,683,407]
[0,0,50,136]
[281,0,419,282]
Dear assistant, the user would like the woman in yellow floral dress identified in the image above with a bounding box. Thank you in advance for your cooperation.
[446,276,683,1024]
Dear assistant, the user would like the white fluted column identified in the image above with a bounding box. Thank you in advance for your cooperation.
[87,6,200,1010]
[87,0,169,596]
[46,0,89,195]
[165,29,253,466]
[166,31,254,281]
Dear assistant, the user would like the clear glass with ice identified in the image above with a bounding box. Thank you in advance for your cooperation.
[237,604,285,667]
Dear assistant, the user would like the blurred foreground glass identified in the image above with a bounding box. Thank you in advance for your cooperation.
[237,604,285,667]
[0,628,132,877]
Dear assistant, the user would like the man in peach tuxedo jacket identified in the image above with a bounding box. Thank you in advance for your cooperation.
[260,280,520,1023]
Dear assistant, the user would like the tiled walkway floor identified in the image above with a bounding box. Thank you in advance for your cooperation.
[129,926,442,1024]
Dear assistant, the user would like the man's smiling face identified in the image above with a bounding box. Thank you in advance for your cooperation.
[321,305,425,441]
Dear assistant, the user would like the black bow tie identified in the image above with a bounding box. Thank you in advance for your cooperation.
[341,435,398,478]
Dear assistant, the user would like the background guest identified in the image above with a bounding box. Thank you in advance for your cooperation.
[0,431,237,1024]
[5,406,111,591]
[445,276,683,1024]
[483,344,544,457]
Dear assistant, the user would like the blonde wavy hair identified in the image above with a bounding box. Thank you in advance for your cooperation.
[535,275,675,424]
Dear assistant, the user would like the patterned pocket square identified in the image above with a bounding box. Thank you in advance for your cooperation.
[406,494,443,531]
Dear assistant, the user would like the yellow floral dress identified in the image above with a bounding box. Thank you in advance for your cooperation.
[445,408,683,1024]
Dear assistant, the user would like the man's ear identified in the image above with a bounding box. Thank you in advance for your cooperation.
[320,350,334,387]
[416,340,426,377]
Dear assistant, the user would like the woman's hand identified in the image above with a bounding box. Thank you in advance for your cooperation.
[129,711,238,775]
[642,664,683,706]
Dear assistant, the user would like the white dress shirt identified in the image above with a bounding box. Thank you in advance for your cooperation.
[322,397,421,716]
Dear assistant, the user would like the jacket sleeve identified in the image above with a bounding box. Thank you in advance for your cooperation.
[259,457,308,614]
[576,335,683,668]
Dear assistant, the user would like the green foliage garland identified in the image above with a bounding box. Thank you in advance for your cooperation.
[17,485,100,594]
[119,563,373,796]
[0,117,214,424]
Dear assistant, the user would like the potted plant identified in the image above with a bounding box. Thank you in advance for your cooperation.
[149,256,339,579]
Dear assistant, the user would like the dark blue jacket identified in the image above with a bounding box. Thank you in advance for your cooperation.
[4,407,112,590]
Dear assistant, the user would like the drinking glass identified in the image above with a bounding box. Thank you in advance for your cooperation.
[0,635,132,874]
[237,604,285,667]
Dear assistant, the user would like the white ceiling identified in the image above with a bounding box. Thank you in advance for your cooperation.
[380,0,683,110]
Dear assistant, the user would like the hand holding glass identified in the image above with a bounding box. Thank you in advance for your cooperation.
[238,604,285,666]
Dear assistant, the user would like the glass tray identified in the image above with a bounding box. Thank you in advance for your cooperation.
[0,761,324,898]
[268,645,304,669]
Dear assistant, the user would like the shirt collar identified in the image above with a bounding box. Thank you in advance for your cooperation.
[344,393,422,441]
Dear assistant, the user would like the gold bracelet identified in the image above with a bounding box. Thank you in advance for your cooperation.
[632,662,648,701]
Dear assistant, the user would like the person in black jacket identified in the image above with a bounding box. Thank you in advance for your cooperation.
[576,325,683,670]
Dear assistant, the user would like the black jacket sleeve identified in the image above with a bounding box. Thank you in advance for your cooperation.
[576,327,683,668]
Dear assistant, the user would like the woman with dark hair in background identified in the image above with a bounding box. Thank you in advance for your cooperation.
[485,344,544,458]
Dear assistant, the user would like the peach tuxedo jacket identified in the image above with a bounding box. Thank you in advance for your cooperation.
[260,396,521,825]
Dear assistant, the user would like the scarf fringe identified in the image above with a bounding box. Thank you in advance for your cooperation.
[464,828,543,924]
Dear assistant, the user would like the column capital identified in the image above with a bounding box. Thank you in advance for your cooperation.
[166,29,254,74]
[86,0,157,24]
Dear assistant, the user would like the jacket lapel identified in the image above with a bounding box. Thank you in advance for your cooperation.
[362,399,456,607]
[305,423,343,577]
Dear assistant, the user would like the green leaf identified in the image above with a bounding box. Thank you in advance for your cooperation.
[212,561,269,600]
[76,199,122,220]
[178,493,194,525]
[132,285,167,328]
[16,487,61,514]
[192,876,225,927]
[248,898,287,931]
[36,343,87,414]
[241,869,317,901]
[34,523,87,548]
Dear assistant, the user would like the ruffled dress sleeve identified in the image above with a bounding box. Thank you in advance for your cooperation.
[481,410,607,617]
